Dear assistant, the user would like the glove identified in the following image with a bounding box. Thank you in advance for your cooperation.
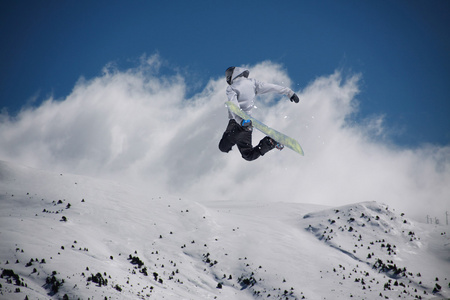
[290,93,299,103]
[240,119,253,131]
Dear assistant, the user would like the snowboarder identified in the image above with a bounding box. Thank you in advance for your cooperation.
[219,66,299,161]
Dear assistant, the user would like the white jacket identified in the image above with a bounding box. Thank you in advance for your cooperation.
[226,67,294,123]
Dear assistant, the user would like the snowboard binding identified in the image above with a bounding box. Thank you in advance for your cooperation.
[268,137,284,151]
[240,119,253,131]
[274,143,284,150]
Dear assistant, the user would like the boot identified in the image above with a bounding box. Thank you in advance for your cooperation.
[268,137,284,150]
[257,136,283,155]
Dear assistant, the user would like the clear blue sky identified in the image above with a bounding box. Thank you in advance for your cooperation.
[1,0,449,146]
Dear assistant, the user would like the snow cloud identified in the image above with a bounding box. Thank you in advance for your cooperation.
[1,55,449,221]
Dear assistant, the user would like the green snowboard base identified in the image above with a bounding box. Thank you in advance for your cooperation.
[225,101,304,156]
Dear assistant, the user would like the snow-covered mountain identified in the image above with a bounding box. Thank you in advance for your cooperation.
[0,160,448,299]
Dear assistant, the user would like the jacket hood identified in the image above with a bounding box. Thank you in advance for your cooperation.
[226,66,250,85]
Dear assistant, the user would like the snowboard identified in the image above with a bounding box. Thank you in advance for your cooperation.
[225,101,304,156]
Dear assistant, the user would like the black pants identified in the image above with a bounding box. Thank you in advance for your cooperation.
[218,119,274,161]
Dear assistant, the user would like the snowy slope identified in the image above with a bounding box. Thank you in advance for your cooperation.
[0,160,449,300]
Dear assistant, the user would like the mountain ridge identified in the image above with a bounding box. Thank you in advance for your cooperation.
[0,160,448,299]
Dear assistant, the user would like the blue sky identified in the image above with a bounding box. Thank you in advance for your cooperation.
[1,0,449,146]
[1,1,449,219]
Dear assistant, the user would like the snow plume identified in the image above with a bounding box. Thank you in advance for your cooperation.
[0,56,449,221]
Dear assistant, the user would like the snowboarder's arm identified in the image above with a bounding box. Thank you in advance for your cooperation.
[226,86,243,123]
[254,80,295,99]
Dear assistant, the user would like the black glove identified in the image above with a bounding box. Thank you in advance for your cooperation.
[290,93,299,103]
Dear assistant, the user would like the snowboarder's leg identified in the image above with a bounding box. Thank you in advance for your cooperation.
[236,131,282,161]
[219,119,240,153]
[235,129,262,161]
[256,136,277,156]
[220,120,278,161]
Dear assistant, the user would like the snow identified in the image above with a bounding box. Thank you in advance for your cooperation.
[0,160,449,299]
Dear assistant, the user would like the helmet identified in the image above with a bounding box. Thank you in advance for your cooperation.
[225,67,235,85]
[225,66,249,85]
